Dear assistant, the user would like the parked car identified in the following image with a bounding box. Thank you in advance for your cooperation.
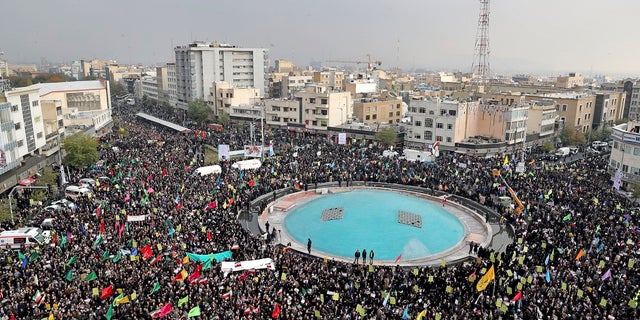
[51,199,75,209]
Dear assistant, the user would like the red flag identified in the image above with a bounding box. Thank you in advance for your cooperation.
[248,180,255,187]
[221,290,232,299]
[243,307,252,315]
[100,285,114,299]
[52,232,58,244]
[394,254,403,263]
[272,303,281,319]
[206,201,217,210]
[468,270,477,281]
[175,202,183,210]
[162,169,167,176]
[150,254,163,266]
[206,231,212,241]
[141,244,153,259]
[512,291,523,302]
[237,271,248,281]
[197,278,209,285]
[152,303,173,318]
[188,268,201,284]
[99,219,105,233]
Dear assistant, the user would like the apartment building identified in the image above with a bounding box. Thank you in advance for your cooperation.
[0,86,47,179]
[211,82,261,116]
[556,73,584,89]
[313,69,344,91]
[174,41,268,109]
[526,101,557,143]
[629,81,640,120]
[529,92,596,133]
[295,84,352,130]
[610,121,640,187]
[156,66,169,103]
[140,76,158,101]
[405,98,469,151]
[353,95,403,125]
[280,75,312,98]
[167,63,177,107]
[264,99,299,127]
[593,91,626,130]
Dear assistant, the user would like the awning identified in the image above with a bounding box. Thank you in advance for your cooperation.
[18,177,36,186]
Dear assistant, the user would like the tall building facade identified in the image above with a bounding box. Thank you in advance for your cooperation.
[174,42,268,109]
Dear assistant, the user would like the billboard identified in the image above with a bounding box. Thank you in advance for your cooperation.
[243,145,264,158]
[338,133,347,145]
[218,144,230,161]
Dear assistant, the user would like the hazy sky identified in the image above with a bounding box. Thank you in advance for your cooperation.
[2,0,639,77]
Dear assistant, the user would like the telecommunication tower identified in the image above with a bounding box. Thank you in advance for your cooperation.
[471,0,490,85]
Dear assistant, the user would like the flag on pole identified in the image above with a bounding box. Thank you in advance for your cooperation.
[150,280,161,294]
[512,291,523,302]
[476,265,495,291]
[545,269,551,283]
[394,254,403,263]
[101,285,114,299]
[272,303,281,319]
[601,268,611,281]
[84,270,97,282]
[178,295,189,307]
[105,305,113,320]
[575,249,586,261]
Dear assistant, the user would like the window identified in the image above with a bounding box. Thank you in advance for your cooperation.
[11,105,18,112]
[446,137,452,143]
[436,123,443,129]
[436,136,443,142]
[37,132,43,139]
[372,114,377,120]
[425,119,433,128]
[58,119,64,128]
[32,101,39,107]
[440,109,447,116]
[309,98,316,104]
[424,131,433,140]
[415,121,422,126]
[447,124,453,130]
[634,147,640,156]
[14,123,21,130]
[419,108,426,113]
[579,105,582,112]
[562,104,567,111]
[396,111,400,116]
[321,98,328,104]
[18,140,24,147]
[389,112,394,117]
[365,115,370,120]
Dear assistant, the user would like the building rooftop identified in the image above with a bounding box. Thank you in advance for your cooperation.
[36,80,106,97]
[533,92,593,99]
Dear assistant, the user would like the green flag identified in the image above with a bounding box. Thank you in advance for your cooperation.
[102,251,110,261]
[29,252,40,262]
[178,295,189,307]
[106,305,113,320]
[66,256,77,267]
[112,251,122,263]
[60,235,67,247]
[112,293,124,307]
[84,270,98,282]
[562,214,571,221]
[150,280,161,295]
[202,258,212,270]
[64,269,74,281]
[188,306,201,318]
[18,252,26,261]
[93,236,104,248]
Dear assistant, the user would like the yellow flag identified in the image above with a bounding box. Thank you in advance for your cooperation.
[503,155,509,166]
[476,265,495,291]
[183,256,189,264]
[355,304,365,316]
[180,269,188,281]
[417,310,427,320]
[115,295,130,306]
[48,313,54,320]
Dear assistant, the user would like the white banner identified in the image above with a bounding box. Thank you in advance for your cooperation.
[127,215,147,222]
[338,133,347,145]
[243,145,263,158]
[221,258,275,276]
[218,144,230,161]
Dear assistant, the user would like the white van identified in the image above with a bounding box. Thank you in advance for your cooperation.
[65,186,93,199]
[0,227,45,250]
[79,178,96,188]
[194,165,222,176]
[231,159,262,171]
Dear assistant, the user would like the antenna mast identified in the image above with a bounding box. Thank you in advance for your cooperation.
[471,0,490,87]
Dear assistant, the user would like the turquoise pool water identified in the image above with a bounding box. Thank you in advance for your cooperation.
[284,189,465,261]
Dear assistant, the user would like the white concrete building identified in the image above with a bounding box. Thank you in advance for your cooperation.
[174,41,268,109]
[140,76,159,101]
[0,86,47,176]
[295,84,352,131]
[405,98,468,150]
[167,62,177,107]
[610,121,640,187]
[629,81,640,121]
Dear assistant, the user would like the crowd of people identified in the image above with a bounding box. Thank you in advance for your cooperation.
[1,103,639,320]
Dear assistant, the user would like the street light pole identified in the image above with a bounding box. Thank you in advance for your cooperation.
[8,185,49,226]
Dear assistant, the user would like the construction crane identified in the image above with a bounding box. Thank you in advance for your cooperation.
[492,169,524,215]
[325,54,382,74]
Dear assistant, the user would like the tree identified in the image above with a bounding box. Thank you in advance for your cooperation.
[188,99,212,125]
[374,127,398,147]
[32,168,58,201]
[46,74,68,83]
[217,109,230,126]
[62,132,100,168]
[560,127,586,146]
[542,141,555,153]
[615,118,628,125]
[109,80,126,98]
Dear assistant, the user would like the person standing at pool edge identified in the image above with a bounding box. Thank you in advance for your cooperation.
[362,249,367,265]
[354,249,360,264]
[369,249,374,265]
[307,238,312,254]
